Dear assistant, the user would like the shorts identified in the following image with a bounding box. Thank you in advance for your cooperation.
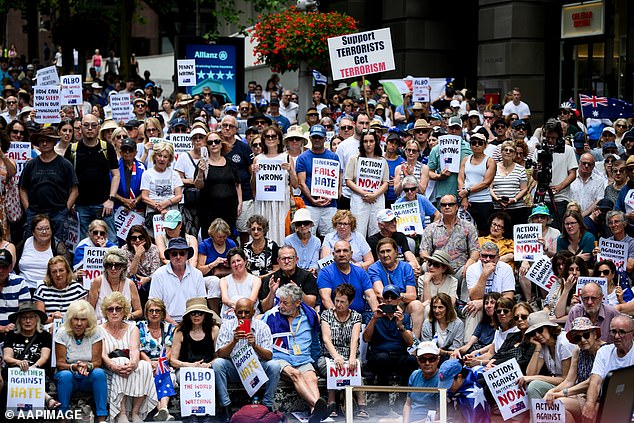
[236,199,254,232]
[276,360,315,375]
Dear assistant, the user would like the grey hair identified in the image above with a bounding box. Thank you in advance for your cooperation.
[14,315,44,334]
[277,283,303,303]
[606,210,625,224]
[103,247,129,281]
[481,241,499,254]
[401,175,419,190]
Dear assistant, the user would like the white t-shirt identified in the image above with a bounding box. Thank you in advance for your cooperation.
[140,167,183,213]
[493,326,520,352]
[336,136,360,199]
[531,144,578,202]
[18,237,53,289]
[503,101,531,118]
[540,332,575,376]
[174,151,199,180]
[465,261,515,295]
[591,343,634,379]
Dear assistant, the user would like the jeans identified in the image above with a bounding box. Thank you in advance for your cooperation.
[212,357,281,407]
[24,208,69,241]
[75,204,117,243]
[55,368,108,417]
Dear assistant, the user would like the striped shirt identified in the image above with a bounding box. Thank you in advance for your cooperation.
[33,282,87,315]
[492,163,527,210]
[0,274,31,326]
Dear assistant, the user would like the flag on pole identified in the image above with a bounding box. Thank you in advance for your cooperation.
[312,70,327,85]
[154,347,175,400]
[579,94,634,119]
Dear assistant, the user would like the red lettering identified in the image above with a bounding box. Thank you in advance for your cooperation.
[517,244,540,253]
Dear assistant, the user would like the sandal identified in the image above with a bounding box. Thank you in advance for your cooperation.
[46,396,61,409]
[356,407,370,419]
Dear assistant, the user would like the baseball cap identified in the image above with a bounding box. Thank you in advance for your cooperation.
[163,210,183,230]
[145,82,154,88]
[0,249,13,266]
[511,119,527,128]
[120,138,137,150]
[382,284,400,298]
[377,209,396,223]
[124,119,141,129]
[573,132,586,148]
[597,198,614,211]
[170,117,188,128]
[602,127,616,136]
[225,105,238,114]
[450,100,460,108]
[134,89,144,96]
[468,110,480,117]
[190,126,207,138]
[448,117,462,128]
[438,359,463,390]
[309,124,326,138]
[416,341,440,357]
[602,141,617,150]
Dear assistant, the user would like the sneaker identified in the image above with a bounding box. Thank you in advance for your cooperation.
[155,408,174,421]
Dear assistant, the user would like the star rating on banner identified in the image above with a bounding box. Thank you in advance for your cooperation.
[194,68,235,82]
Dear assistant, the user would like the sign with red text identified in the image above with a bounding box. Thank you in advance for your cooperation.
[438,135,461,173]
[83,247,107,290]
[513,224,543,261]
[412,78,431,103]
[114,208,145,241]
[153,214,165,237]
[7,368,45,411]
[256,158,285,201]
[525,256,557,291]
[179,368,215,416]
[597,238,627,273]
[482,358,528,420]
[33,85,61,124]
[65,211,80,252]
[326,359,362,390]
[561,2,604,39]
[391,201,424,235]
[356,158,384,193]
[328,28,395,81]
[7,142,31,176]
[311,158,339,199]
[230,342,269,397]
[531,399,565,423]
[61,75,82,105]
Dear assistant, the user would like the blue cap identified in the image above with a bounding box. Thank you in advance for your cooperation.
[382,284,400,298]
[430,112,443,121]
[225,105,238,114]
[170,117,188,128]
[511,119,527,128]
[309,124,326,138]
[145,82,154,88]
[602,141,617,150]
[164,237,194,259]
[438,359,463,390]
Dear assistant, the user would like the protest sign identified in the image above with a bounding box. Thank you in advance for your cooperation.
[230,342,269,397]
[6,367,46,411]
[438,135,461,173]
[36,65,59,86]
[327,28,395,81]
[482,358,528,420]
[311,158,339,199]
[179,368,215,416]
[83,247,106,290]
[60,75,82,105]
[177,59,197,87]
[7,142,31,176]
[114,208,145,241]
[110,93,134,122]
[326,359,362,390]
[33,85,61,124]
[153,214,165,237]
[169,134,192,162]
[65,211,80,252]
[318,255,334,269]
[391,201,424,235]
[236,119,248,135]
[597,238,627,272]
[525,256,557,291]
[531,399,565,423]
[412,78,431,102]
[576,277,608,300]
[50,318,63,368]
[255,159,286,201]
[513,224,543,261]
[356,157,384,193]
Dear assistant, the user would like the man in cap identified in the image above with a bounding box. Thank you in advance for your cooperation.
[112,137,146,212]
[403,342,441,420]
[133,97,148,121]
[367,209,420,272]
[394,91,414,131]
[247,112,271,135]
[583,198,613,240]
[336,111,371,210]
[502,87,531,120]
[19,127,78,240]
[572,132,590,162]
[409,118,433,162]
[334,82,350,99]
[437,359,489,422]
[213,297,281,421]
[569,153,607,217]
[266,98,290,133]
[148,237,206,324]
[511,118,529,142]
[296,124,342,236]
[0,249,30,337]
[143,82,159,114]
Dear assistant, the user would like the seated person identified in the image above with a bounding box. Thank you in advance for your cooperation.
[284,208,321,274]
[320,210,374,271]
[437,359,490,422]
[403,342,441,423]
[421,293,465,359]
[367,209,421,275]
[73,219,116,267]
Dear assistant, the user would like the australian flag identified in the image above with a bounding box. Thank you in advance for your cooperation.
[154,347,176,400]
[580,94,634,119]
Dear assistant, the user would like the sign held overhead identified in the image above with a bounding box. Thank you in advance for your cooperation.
[328,28,395,80]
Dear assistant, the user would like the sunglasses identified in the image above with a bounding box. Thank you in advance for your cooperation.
[470,140,485,146]
[295,221,312,227]
[147,309,162,314]
[405,148,420,154]
[403,187,417,193]
[514,126,527,131]
[170,251,188,257]
[495,125,506,129]
[207,139,222,145]
[252,143,262,148]
[414,129,430,134]
[570,331,592,343]
[105,262,124,270]
[264,134,278,140]
[106,306,123,313]
[340,125,354,131]
[481,253,497,259]
[427,260,444,268]
[440,202,457,208]
[11,129,25,135]
[190,311,205,317]
[129,235,144,241]
[529,327,545,336]
[503,148,516,153]
[598,269,611,276]
[495,308,510,315]
[92,230,106,236]
[417,356,438,363]
[513,314,529,321]
[172,127,188,133]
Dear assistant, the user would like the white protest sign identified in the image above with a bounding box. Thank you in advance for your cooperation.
[391,201,424,235]
[531,399,565,423]
[110,93,134,122]
[179,368,215,416]
[33,85,61,124]
[177,59,197,87]
[576,277,608,301]
[236,119,248,135]
[6,367,46,411]
[328,28,395,81]
[256,159,286,201]
[597,238,627,272]
[525,256,557,291]
[153,214,165,237]
[65,211,81,252]
[356,157,384,193]
[7,142,31,176]
[114,208,145,241]
[83,247,107,290]
[482,358,529,420]
[169,134,192,162]
[412,77,431,102]
[36,65,59,86]
[60,75,82,105]
[150,137,167,145]
[513,224,543,261]
[326,359,362,390]
[318,255,335,269]
[230,342,269,397]
[438,135,461,173]
[50,318,63,368]
[311,158,339,199]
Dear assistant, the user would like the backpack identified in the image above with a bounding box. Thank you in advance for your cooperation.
[69,140,109,168]
[230,404,286,423]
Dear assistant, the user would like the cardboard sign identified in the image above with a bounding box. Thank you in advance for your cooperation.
[356,157,384,193]
[7,142,31,176]
[50,318,63,368]
[179,368,215,416]
[153,214,165,237]
[65,211,81,252]
[513,224,543,261]
[482,358,529,420]
[326,359,362,390]
[83,247,107,290]
[328,28,395,81]
[35,65,59,86]
[391,201,424,235]
[33,85,61,124]
[531,399,565,423]
[110,93,134,122]
[6,367,46,411]
[438,135,461,173]
[177,59,197,87]
[169,134,192,162]
[255,159,286,201]
[310,158,339,199]
[597,238,627,272]
[114,208,145,241]
[230,342,269,397]
[525,256,557,291]
[412,77,431,102]
[318,255,335,269]
[60,75,82,105]
[576,277,608,301]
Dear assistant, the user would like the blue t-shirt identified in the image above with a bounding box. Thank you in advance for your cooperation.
[408,369,440,422]
[385,156,405,201]
[395,194,438,228]
[295,149,341,208]
[472,322,496,346]
[367,261,416,294]
[370,313,412,353]
[268,114,291,133]
[284,233,321,270]
[317,263,372,312]
[198,238,237,265]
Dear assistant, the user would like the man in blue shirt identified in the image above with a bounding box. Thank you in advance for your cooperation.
[404,342,442,422]
[266,99,290,133]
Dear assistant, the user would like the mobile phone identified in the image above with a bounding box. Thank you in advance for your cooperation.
[380,304,397,314]
[501,196,509,202]
[237,318,251,333]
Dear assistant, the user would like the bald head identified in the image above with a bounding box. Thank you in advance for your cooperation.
[235,298,255,319]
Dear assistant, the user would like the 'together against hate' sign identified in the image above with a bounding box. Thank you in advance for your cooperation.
[328,28,395,81]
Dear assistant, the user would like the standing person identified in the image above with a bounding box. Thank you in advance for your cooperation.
[91,49,103,78]
[336,113,370,210]
[393,139,429,197]
[174,126,207,237]
[502,87,531,120]
[64,114,120,242]
[113,138,146,214]
[490,140,530,225]
[383,133,405,208]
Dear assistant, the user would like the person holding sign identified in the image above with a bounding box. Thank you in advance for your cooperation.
[72,219,116,267]
[597,210,634,282]
[344,128,388,237]
[114,138,146,214]
[592,260,625,306]
[394,175,441,231]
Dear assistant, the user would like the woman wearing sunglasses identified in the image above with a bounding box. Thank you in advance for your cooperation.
[89,247,143,322]
[393,139,428,196]
[543,317,606,423]
[490,140,530,225]
[175,126,208,237]
[420,250,458,312]
[592,260,626,306]
[73,219,116,267]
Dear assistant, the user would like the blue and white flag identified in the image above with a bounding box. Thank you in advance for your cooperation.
[580,94,634,119]
[312,69,327,85]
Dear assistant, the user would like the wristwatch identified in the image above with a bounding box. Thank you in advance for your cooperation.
[109,195,116,202]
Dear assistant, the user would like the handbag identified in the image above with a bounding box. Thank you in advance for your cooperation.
[183,153,201,207]
[3,176,23,223]
[108,348,130,359]
[230,404,286,423]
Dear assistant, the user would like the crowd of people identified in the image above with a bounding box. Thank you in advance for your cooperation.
[0,59,633,423]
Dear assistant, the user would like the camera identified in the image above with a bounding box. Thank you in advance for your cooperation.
[527,119,566,205]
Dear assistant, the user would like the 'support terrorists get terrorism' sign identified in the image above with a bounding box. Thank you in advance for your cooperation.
[513,224,543,261]
[482,358,528,420]
[328,28,395,80]
[311,158,339,199]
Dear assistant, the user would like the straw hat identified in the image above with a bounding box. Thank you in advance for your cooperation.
[421,250,454,274]
[525,311,559,336]
[183,297,214,317]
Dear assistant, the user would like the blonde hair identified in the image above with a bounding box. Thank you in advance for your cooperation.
[43,256,73,287]
[332,209,357,232]
[101,291,131,320]
[152,141,175,166]
[63,300,98,337]
[208,218,231,238]
[88,219,108,234]
[112,127,129,141]
[144,298,167,320]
